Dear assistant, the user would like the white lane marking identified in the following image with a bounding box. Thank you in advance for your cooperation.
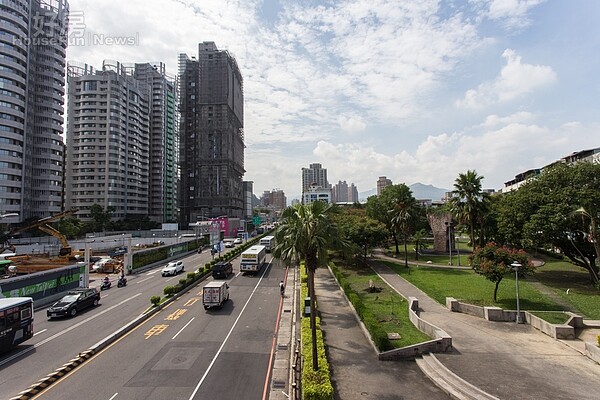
[0,293,143,367]
[188,262,271,400]
[108,393,118,400]
[146,270,159,276]
[33,329,47,336]
[172,317,195,340]
[136,277,152,284]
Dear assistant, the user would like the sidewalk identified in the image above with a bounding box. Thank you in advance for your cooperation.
[314,267,451,400]
[369,254,600,400]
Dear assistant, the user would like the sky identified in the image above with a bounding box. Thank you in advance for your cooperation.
[66,0,600,200]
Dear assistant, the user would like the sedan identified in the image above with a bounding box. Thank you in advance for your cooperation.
[47,288,100,319]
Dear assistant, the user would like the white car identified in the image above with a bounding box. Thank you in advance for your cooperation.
[161,260,184,276]
[224,240,235,248]
[234,237,242,244]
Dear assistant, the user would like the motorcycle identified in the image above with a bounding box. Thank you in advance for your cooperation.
[100,280,111,290]
[117,277,127,287]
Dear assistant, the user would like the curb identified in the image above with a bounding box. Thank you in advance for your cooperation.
[10,350,94,400]
[9,273,211,400]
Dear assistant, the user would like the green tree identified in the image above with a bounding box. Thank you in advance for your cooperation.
[272,201,348,370]
[412,229,428,261]
[450,170,490,247]
[389,186,419,267]
[89,204,115,232]
[366,184,419,256]
[335,208,387,265]
[495,162,600,283]
[469,242,535,302]
[58,217,84,239]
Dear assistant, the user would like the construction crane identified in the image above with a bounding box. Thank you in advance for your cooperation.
[4,208,79,257]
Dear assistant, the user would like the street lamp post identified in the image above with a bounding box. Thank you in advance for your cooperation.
[511,261,522,323]
[456,235,460,266]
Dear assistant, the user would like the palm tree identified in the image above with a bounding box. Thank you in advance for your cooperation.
[272,201,347,370]
[449,170,490,247]
[389,191,418,267]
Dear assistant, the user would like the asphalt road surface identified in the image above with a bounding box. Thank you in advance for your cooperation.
[27,257,283,400]
[0,247,270,399]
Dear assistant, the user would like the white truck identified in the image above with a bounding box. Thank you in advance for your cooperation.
[202,281,230,310]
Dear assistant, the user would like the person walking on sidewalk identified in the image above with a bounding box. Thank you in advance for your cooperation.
[279,280,285,296]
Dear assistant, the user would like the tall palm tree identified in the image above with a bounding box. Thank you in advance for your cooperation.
[389,191,418,267]
[272,201,347,370]
[449,170,490,247]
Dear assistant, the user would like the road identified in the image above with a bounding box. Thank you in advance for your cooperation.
[0,246,285,400]
[33,257,283,400]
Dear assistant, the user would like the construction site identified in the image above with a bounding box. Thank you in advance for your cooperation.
[0,208,126,278]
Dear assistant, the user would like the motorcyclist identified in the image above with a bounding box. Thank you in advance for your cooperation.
[102,276,110,286]
[118,273,127,286]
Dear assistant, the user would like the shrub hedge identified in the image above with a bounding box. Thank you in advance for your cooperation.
[300,263,333,400]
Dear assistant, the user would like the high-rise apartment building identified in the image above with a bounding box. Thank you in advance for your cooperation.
[0,0,69,222]
[242,180,253,221]
[332,180,359,203]
[133,62,178,223]
[377,176,392,196]
[260,189,287,211]
[178,42,245,226]
[302,163,329,191]
[65,61,150,220]
[332,180,349,202]
[348,182,359,202]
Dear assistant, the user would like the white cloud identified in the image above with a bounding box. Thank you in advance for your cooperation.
[456,49,556,109]
[479,111,536,128]
[292,118,599,198]
[64,0,597,204]
[338,115,367,133]
[487,0,545,29]
[468,0,545,31]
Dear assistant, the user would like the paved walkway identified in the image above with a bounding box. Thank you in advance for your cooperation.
[314,267,451,400]
[286,252,600,399]
[369,254,600,400]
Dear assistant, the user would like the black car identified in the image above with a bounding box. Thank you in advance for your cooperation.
[47,288,101,319]
[212,261,233,279]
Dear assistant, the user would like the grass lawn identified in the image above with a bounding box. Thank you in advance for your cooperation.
[385,240,471,267]
[529,311,571,325]
[381,260,563,311]
[330,262,430,349]
[532,255,600,319]
[379,249,600,319]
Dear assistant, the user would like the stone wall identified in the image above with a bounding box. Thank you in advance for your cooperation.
[427,213,454,253]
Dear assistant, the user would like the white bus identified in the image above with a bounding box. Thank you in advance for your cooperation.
[259,235,276,252]
[240,245,267,273]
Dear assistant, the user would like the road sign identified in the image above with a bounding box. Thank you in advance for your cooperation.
[252,215,261,225]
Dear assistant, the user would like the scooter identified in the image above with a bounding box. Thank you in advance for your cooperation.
[100,280,111,290]
[117,277,127,287]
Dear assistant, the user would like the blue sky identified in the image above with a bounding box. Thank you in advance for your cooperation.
[67,0,600,200]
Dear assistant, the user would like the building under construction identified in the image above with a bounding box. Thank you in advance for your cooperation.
[178,42,245,226]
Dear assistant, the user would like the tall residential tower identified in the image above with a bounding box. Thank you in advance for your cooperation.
[0,0,69,222]
[178,42,245,226]
[133,62,178,223]
[65,61,150,220]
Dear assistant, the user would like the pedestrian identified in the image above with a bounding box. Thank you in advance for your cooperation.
[279,280,285,296]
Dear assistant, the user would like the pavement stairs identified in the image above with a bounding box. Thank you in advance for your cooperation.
[416,353,500,400]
